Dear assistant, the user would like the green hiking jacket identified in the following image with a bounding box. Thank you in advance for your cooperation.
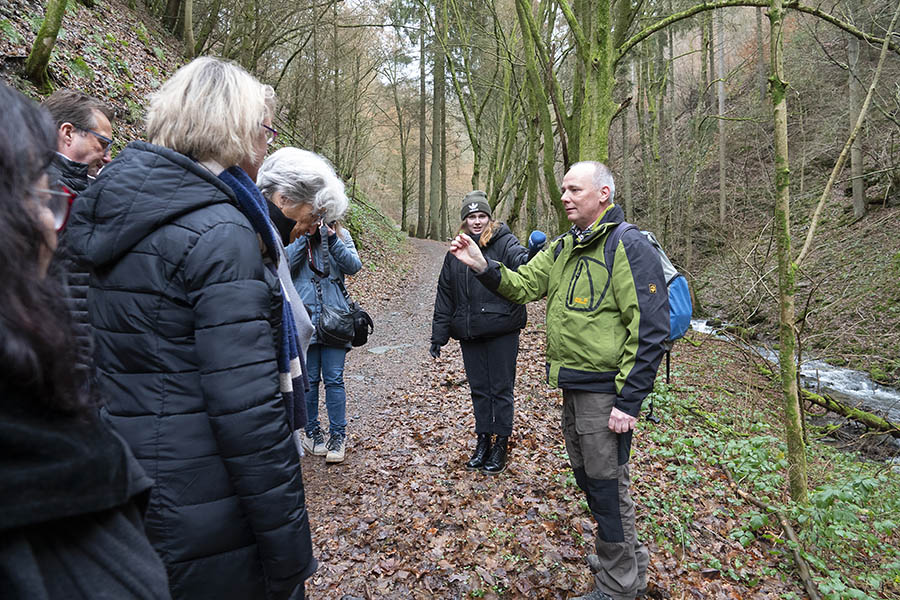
[476,204,669,416]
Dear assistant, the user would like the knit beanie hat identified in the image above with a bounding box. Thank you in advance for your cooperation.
[460,190,492,221]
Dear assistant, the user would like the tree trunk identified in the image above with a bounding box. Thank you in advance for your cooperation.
[847,31,865,219]
[416,15,427,239]
[183,0,195,58]
[427,7,444,240]
[717,8,727,224]
[392,82,410,233]
[769,0,808,505]
[621,74,633,222]
[312,27,320,154]
[332,2,341,170]
[756,7,766,102]
[440,74,448,240]
[24,0,67,90]
[163,0,181,34]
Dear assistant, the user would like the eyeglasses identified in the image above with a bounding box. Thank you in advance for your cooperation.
[31,186,76,231]
[261,124,278,146]
[84,129,113,155]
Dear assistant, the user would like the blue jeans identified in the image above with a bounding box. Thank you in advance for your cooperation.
[305,343,348,437]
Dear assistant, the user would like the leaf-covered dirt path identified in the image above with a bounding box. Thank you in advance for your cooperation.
[300,238,798,600]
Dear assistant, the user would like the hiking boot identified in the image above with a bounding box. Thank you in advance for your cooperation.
[482,436,508,474]
[325,432,346,463]
[465,433,492,471]
[302,427,327,456]
[570,589,613,600]
[586,554,649,597]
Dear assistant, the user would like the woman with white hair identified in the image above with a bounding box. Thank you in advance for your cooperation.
[257,148,361,464]
[66,57,315,600]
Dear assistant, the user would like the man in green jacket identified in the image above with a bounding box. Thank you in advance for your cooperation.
[450,161,669,600]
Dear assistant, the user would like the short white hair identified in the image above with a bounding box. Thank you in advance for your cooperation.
[146,57,273,167]
[256,147,348,222]
[572,160,616,202]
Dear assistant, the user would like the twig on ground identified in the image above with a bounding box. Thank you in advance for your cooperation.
[721,467,822,600]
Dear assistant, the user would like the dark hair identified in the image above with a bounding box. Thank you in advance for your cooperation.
[0,83,86,415]
[41,88,113,132]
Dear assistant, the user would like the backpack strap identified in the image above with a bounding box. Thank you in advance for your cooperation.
[603,222,639,272]
[551,233,568,261]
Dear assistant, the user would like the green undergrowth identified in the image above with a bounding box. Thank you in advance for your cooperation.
[640,381,900,599]
[343,188,407,270]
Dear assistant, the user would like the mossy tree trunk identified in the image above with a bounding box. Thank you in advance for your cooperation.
[515,0,567,232]
[416,14,427,239]
[183,0,195,58]
[427,4,444,240]
[24,0,67,91]
[768,0,808,505]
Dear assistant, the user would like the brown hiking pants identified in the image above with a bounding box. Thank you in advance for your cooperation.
[562,390,649,600]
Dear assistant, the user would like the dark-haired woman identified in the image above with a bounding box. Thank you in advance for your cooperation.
[0,83,171,599]
[430,191,530,475]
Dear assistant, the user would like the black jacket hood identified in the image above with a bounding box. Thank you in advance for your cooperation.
[67,141,238,270]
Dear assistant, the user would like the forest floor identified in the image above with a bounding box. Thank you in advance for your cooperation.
[300,237,899,600]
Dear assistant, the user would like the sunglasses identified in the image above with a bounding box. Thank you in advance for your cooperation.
[32,186,76,231]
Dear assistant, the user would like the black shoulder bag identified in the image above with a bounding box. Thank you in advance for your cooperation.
[309,232,373,348]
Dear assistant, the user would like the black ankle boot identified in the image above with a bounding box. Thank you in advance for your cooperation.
[482,436,508,474]
[465,433,492,471]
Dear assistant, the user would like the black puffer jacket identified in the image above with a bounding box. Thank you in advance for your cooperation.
[47,153,94,395]
[66,141,315,600]
[432,223,529,344]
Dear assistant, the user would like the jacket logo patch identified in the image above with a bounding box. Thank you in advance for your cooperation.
[649,283,657,294]
[566,256,610,312]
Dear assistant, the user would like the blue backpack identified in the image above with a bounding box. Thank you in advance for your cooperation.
[602,223,693,345]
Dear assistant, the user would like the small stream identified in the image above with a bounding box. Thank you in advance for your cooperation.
[690,320,900,425]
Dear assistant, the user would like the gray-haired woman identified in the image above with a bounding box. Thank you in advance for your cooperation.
[258,147,362,464]
[66,57,315,600]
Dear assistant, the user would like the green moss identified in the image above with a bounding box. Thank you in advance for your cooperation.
[69,56,95,80]
[0,19,23,44]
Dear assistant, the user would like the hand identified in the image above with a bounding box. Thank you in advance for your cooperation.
[608,407,637,434]
[429,343,441,359]
[449,233,488,273]
[289,221,306,243]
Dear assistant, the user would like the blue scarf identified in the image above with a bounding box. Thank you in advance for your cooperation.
[218,166,308,431]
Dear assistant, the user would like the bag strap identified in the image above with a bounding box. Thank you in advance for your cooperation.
[603,222,638,273]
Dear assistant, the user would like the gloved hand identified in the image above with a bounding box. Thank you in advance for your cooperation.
[429,343,442,359]
[527,230,547,260]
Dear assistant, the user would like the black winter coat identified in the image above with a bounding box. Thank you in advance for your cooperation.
[432,223,529,344]
[47,153,94,395]
[0,387,171,600]
[66,141,316,600]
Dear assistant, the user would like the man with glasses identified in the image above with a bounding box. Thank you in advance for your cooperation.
[42,89,114,399]
[42,89,114,194]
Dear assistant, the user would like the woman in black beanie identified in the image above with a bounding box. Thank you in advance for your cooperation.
[430,191,529,474]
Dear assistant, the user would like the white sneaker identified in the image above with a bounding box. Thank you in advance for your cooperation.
[302,427,327,456]
[325,433,346,463]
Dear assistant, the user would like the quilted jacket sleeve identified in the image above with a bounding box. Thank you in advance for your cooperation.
[183,221,315,598]
[431,252,455,346]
